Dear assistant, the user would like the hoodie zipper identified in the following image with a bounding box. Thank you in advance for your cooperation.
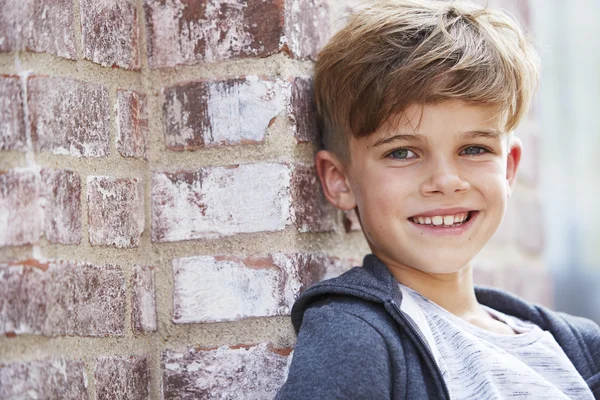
[390,300,451,400]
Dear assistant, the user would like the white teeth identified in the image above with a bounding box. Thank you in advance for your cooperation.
[411,212,472,226]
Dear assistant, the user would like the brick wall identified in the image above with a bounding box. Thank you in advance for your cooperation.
[0,0,547,398]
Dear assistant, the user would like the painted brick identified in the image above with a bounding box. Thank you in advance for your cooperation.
[163,76,286,150]
[41,169,82,245]
[288,77,318,143]
[131,265,157,334]
[343,209,362,232]
[291,164,336,232]
[116,90,148,159]
[0,75,27,151]
[87,176,145,248]
[172,254,310,324]
[28,76,110,157]
[0,169,43,247]
[0,357,88,399]
[80,0,140,70]
[95,355,150,400]
[283,0,329,60]
[515,197,544,254]
[144,0,285,68]
[0,0,76,59]
[144,0,328,68]
[308,255,357,282]
[152,163,291,242]
[162,343,290,399]
[0,260,125,336]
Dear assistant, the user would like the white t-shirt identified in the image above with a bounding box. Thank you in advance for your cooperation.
[398,283,595,400]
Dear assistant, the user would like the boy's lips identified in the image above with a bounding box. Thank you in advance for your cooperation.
[407,210,480,236]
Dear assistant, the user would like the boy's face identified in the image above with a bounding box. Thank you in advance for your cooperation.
[316,100,521,274]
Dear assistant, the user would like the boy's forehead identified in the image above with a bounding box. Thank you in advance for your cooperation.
[364,101,507,143]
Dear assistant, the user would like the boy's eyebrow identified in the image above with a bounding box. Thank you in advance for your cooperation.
[462,129,503,139]
[369,134,425,148]
[369,129,502,148]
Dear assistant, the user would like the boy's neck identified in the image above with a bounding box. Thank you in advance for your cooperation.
[379,254,483,320]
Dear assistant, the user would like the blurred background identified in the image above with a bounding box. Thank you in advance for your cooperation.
[531,0,600,324]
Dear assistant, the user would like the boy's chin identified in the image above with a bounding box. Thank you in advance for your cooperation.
[403,254,477,276]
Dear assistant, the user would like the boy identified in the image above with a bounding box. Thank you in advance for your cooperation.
[276,0,600,399]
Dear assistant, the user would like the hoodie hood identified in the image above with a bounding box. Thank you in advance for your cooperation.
[292,254,548,333]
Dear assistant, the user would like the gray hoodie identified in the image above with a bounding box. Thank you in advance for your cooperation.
[275,254,600,399]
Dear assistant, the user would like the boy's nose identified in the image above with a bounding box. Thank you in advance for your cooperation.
[420,159,470,196]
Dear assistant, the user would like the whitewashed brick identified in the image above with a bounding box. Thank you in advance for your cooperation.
[163,76,287,150]
[28,76,110,157]
[87,176,145,248]
[152,163,291,242]
[0,357,88,399]
[0,169,44,246]
[172,254,309,324]
[131,265,157,334]
[0,260,125,337]
[162,343,290,400]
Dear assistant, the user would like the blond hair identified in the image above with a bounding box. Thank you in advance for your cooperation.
[315,0,541,162]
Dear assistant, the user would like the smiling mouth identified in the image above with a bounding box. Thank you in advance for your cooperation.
[408,211,477,227]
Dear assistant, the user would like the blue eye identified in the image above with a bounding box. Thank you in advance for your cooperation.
[461,146,489,155]
[388,148,417,160]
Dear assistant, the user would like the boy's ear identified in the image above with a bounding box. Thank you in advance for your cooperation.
[506,135,522,197]
[315,150,357,211]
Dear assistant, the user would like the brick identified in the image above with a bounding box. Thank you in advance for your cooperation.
[80,0,140,69]
[291,164,336,232]
[42,169,82,245]
[95,355,150,400]
[308,255,357,282]
[116,90,148,159]
[0,169,43,246]
[144,0,328,68]
[0,260,125,336]
[0,75,27,151]
[172,254,310,324]
[0,357,88,399]
[152,163,291,242]
[288,77,318,143]
[0,0,76,59]
[515,196,544,254]
[0,168,83,246]
[87,176,145,248]
[28,76,110,157]
[131,265,157,334]
[144,0,285,68]
[283,0,329,60]
[163,76,287,150]
[343,209,362,232]
[162,343,290,399]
